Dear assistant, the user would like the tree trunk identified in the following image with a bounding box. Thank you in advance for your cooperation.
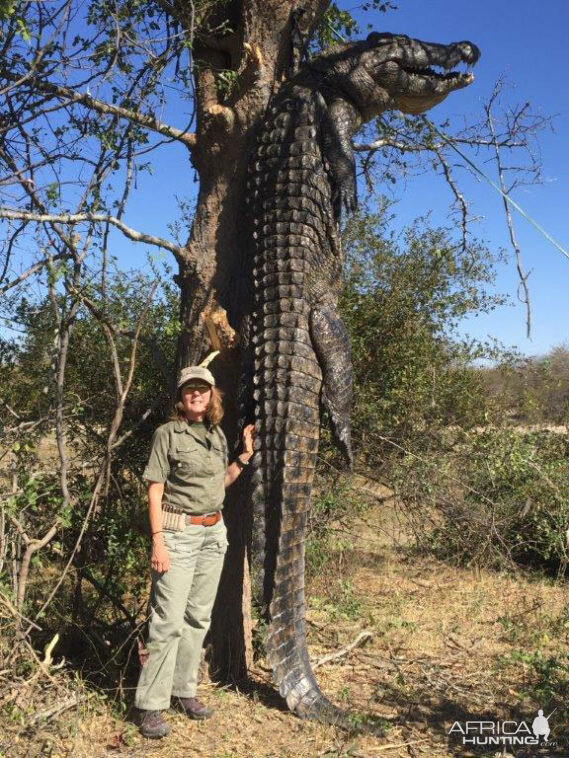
[172,0,327,681]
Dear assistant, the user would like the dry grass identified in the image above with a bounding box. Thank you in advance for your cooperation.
[2,500,569,758]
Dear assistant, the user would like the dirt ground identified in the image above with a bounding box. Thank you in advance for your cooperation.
[3,497,569,758]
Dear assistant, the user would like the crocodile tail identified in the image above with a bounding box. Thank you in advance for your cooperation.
[251,349,349,719]
[261,423,349,724]
[246,85,348,723]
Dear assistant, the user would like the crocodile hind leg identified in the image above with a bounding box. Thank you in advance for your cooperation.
[310,303,353,467]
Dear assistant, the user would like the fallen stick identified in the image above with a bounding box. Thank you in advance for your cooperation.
[368,739,430,752]
[0,590,42,632]
[42,632,60,668]
[28,693,78,724]
[312,630,373,669]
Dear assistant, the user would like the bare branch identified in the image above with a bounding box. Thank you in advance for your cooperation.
[0,209,186,260]
[0,252,73,295]
[485,86,532,337]
[15,520,59,610]
[353,136,525,153]
[432,144,469,255]
[22,77,197,149]
[312,630,373,669]
[353,137,428,153]
[47,255,78,510]
[28,694,78,726]
[0,590,42,632]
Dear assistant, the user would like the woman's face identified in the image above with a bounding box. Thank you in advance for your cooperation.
[180,382,212,422]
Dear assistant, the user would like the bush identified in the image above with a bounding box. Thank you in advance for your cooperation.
[396,427,569,574]
[0,265,179,677]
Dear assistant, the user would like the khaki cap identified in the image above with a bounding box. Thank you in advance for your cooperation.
[177,366,216,389]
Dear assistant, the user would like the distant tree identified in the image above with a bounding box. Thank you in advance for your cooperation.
[481,344,569,424]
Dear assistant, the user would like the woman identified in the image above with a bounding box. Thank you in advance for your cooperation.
[134,364,254,739]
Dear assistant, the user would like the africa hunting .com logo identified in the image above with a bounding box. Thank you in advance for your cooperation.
[448,707,559,749]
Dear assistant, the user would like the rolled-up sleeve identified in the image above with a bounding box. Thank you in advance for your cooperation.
[143,426,170,482]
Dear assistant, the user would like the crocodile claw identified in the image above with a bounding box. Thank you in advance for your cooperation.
[333,184,358,221]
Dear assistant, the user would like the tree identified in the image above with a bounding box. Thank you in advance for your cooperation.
[341,206,505,443]
[0,0,339,684]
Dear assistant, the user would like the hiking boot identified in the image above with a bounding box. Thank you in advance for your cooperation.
[136,709,170,739]
[171,696,213,720]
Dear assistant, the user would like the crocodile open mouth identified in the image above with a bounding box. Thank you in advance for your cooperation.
[405,65,474,83]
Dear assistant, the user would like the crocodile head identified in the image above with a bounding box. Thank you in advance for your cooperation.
[364,32,480,116]
[313,32,480,119]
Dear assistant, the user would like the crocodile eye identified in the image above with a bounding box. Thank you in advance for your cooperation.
[367,32,394,45]
[458,41,481,63]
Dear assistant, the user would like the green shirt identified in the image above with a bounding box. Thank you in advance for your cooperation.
[143,419,228,515]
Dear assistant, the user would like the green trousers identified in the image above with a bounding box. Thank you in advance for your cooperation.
[135,518,228,711]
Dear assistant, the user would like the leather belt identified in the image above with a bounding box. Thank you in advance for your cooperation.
[187,511,222,527]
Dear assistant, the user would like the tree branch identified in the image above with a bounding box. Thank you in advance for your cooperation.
[0,252,73,295]
[0,209,186,260]
[312,630,373,669]
[353,136,525,153]
[15,520,59,611]
[353,137,427,152]
[10,77,197,150]
[486,96,532,338]
[432,144,469,255]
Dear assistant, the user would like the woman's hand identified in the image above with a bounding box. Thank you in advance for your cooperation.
[225,424,256,488]
[242,423,255,458]
[151,539,170,573]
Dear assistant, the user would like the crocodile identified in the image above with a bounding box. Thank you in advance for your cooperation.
[243,31,480,721]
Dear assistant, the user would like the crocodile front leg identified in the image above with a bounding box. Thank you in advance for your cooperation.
[320,96,361,220]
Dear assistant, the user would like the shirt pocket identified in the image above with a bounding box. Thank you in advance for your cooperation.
[211,442,227,470]
[173,442,202,473]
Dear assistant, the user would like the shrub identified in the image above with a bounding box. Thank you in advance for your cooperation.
[396,427,569,574]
